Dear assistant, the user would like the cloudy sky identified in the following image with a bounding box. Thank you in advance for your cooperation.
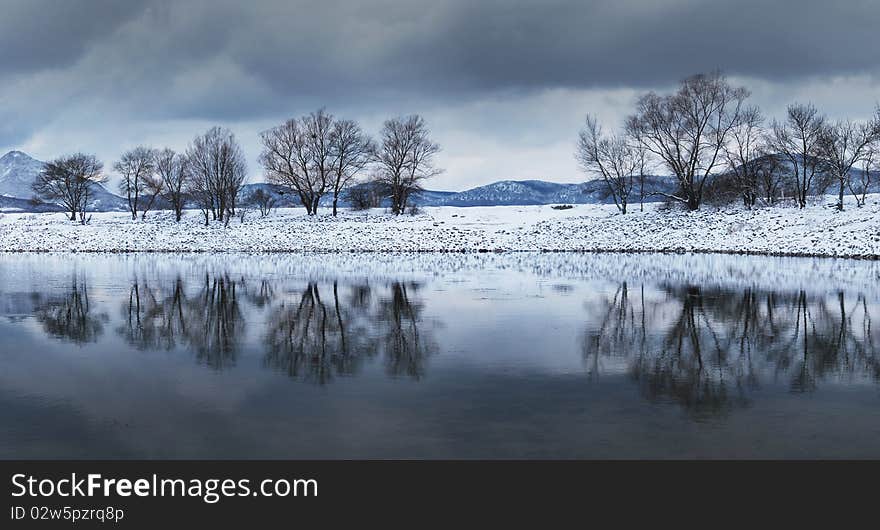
[1,0,879,190]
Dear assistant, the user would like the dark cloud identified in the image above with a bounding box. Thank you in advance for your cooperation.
[1,0,878,187]
[4,0,879,117]
[0,0,150,76]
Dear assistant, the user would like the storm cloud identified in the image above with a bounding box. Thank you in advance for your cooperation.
[2,0,879,189]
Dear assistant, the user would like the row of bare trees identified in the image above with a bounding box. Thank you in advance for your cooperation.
[115,127,248,225]
[578,71,880,213]
[33,113,442,223]
[33,127,248,225]
[259,110,441,216]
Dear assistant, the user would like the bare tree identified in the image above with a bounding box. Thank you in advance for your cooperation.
[140,174,164,220]
[754,151,786,205]
[849,142,876,207]
[186,126,248,224]
[375,115,442,215]
[345,178,384,210]
[186,165,213,226]
[625,124,652,212]
[114,146,158,220]
[576,115,638,214]
[625,71,748,211]
[249,188,276,217]
[724,106,765,208]
[259,109,334,215]
[329,119,375,216]
[767,103,827,208]
[154,148,189,222]
[32,153,106,223]
[818,117,880,211]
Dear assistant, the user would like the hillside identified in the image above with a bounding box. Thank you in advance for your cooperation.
[0,151,128,212]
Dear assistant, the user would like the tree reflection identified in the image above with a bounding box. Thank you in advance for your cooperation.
[375,282,436,379]
[264,282,355,384]
[112,272,436,382]
[117,274,242,369]
[32,277,107,344]
[263,281,435,384]
[584,283,880,417]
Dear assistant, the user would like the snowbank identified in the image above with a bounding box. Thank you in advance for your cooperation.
[1,195,878,258]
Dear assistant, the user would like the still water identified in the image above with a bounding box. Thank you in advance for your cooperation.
[1,252,878,459]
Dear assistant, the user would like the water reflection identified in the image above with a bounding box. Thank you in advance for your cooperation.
[264,281,435,383]
[4,254,880,458]
[104,271,437,382]
[118,274,243,369]
[584,282,880,418]
[12,262,880,406]
[32,277,107,344]
[378,282,437,378]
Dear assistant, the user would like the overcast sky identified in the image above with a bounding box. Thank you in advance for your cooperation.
[2,0,879,190]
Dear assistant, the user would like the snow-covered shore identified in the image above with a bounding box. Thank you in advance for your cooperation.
[1,195,878,258]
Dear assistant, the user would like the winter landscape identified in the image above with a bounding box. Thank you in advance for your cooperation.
[2,0,880,474]
[1,196,879,257]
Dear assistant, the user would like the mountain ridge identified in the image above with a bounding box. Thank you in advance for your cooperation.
[3,150,645,212]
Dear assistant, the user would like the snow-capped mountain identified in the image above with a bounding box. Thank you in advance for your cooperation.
[0,150,44,199]
[433,180,584,206]
[0,150,128,212]
[242,179,634,209]
[419,176,676,207]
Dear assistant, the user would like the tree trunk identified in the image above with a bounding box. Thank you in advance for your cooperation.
[837,178,845,211]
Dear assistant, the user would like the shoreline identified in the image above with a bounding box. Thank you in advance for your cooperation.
[0,248,878,260]
[2,199,878,258]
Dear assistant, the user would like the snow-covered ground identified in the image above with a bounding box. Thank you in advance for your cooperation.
[0,195,878,257]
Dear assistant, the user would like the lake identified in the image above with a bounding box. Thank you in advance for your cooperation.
[1,252,878,459]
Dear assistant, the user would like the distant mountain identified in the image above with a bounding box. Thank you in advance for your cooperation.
[242,180,622,209]
[424,178,676,207]
[240,183,303,208]
[0,151,44,199]
[0,149,679,212]
[18,148,878,214]
[0,151,128,212]
[432,180,584,206]
[0,195,64,213]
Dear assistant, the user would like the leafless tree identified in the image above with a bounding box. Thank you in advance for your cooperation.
[154,148,189,222]
[375,115,442,215]
[345,178,385,210]
[850,142,876,207]
[185,161,214,227]
[766,103,827,208]
[576,115,638,214]
[624,124,653,211]
[249,188,276,217]
[259,109,334,215]
[818,117,880,211]
[329,119,375,215]
[724,106,765,208]
[140,173,164,220]
[625,71,748,211]
[753,152,786,205]
[186,126,248,224]
[114,146,158,220]
[32,153,106,223]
